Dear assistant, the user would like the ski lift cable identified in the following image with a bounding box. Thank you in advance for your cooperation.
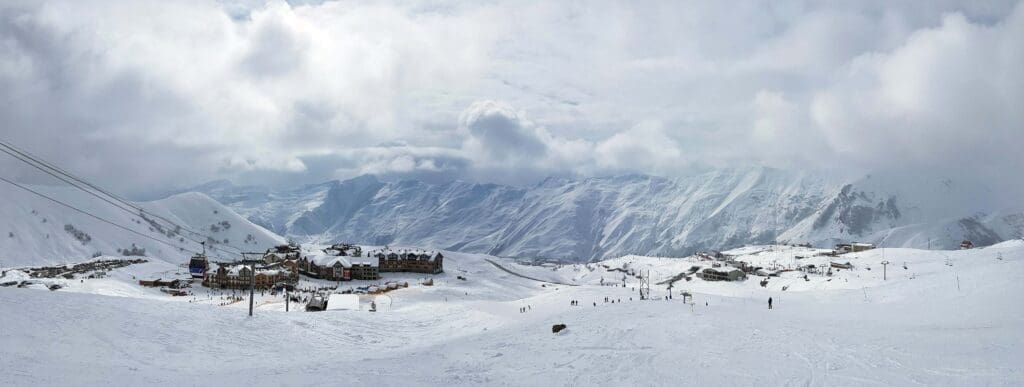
[0,141,240,253]
[0,176,210,257]
[0,140,245,257]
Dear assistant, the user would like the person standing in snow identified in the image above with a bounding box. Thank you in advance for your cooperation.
[768,297,773,310]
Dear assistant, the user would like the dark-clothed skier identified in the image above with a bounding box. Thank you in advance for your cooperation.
[768,297,773,310]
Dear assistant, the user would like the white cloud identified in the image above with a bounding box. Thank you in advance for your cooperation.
[0,0,1021,194]
[595,121,683,175]
[811,4,1024,179]
[459,100,548,164]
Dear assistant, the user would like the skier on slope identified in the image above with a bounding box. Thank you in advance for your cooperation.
[768,297,773,310]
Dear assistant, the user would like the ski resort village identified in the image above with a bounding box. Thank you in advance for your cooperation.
[0,157,1023,386]
[4,0,1024,385]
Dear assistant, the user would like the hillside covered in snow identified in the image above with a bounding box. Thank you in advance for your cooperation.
[0,183,284,268]
[187,168,1024,261]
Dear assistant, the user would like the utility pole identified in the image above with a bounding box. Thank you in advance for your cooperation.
[881,260,890,281]
[248,259,256,316]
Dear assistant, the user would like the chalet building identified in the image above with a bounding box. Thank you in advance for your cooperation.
[324,243,362,257]
[350,261,380,280]
[202,264,297,290]
[696,250,725,260]
[697,267,747,281]
[372,249,444,274]
[264,244,301,264]
[960,240,974,249]
[834,242,876,254]
[298,253,379,281]
[268,258,300,274]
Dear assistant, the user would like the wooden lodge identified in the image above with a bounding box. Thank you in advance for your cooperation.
[286,244,445,282]
[697,267,747,281]
[264,244,302,264]
[202,264,298,290]
[834,242,875,254]
[298,253,380,281]
[372,249,444,274]
[323,243,362,257]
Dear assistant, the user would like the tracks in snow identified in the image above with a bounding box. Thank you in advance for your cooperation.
[483,259,578,286]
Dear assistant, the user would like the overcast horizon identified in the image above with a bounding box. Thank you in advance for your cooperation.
[2,0,1023,196]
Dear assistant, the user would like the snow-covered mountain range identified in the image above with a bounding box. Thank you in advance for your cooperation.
[183,168,1024,261]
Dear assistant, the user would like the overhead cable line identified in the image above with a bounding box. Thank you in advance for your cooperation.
[0,140,245,258]
[0,176,204,256]
[0,140,226,245]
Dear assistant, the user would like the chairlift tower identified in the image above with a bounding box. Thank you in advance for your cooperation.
[638,270,651,300]
[240,252,265,317]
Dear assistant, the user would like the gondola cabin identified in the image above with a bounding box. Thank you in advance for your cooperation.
[188,253,209,278]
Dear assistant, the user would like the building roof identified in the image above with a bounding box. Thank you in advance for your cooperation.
[226,265,249,276]
[702,267,743,275]
[349,257,379,267]
[307,253,351,268]
[265,252,296,260]
[368,249,442,262]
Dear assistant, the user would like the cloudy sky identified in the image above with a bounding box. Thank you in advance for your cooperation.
[1,0,1022,195]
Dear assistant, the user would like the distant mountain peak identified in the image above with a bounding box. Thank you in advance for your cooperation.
[180,169,1022,262]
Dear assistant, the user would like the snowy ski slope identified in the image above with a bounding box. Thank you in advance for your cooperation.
[1,242,1022,385]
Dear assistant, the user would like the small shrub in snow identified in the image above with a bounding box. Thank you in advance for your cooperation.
[120,244,146,257]
[63,224,92,245]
